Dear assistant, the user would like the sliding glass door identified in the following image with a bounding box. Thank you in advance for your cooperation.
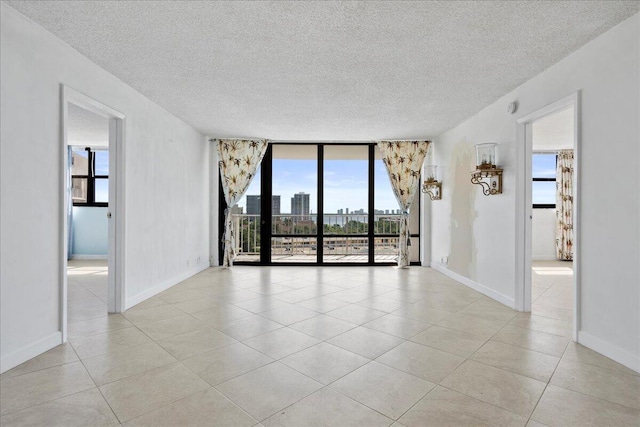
[221,143,420,265]
[322,145,370,263]
[270,145,318,263]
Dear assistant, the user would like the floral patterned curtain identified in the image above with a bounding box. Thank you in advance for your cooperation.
[215,139,269,267]
[377,140,431,268]
[556,149,574,260]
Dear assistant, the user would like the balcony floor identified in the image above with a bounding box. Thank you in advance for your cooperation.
[234,254,398,263]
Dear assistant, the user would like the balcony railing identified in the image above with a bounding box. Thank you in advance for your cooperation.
[231,213,403,262]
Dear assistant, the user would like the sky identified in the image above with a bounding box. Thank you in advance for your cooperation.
[239,159,400,214]
[532,153,557,205]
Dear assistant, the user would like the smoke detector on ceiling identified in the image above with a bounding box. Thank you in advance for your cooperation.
[507,101,518,114]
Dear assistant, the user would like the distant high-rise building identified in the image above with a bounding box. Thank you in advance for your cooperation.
[291,192,310,219]
[337,208,343,215]
[246,195,261,215]
[272,195,281,215]
[247,195,280,215]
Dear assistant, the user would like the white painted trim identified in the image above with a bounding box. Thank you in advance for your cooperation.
[61,85,126,346]
[431,262,515,309]
[124,264,209,310]
[578,331,640,374]
[515,91,580,341]
[60,86,69,344]
[209,139,219,266]
[108,115,127,314]
[70,255,108,260]
[0,332,62,374]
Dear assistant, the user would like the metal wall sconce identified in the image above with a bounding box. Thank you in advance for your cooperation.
[471,143,503,196]
[422,165,442,200]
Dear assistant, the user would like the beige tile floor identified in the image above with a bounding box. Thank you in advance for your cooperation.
[1,260,639,426]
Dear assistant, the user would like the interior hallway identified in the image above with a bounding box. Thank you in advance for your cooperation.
[1,264,638,426]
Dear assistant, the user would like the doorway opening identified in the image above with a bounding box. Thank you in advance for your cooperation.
[517,93,579,340]
[61,86,125,341]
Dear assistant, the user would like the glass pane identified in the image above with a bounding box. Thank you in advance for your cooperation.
[271,237,317,263]
[236,165,261,216]
[323,145,369,236]
[323,237,368,263]
[532,154,556,178]
[95,178,109,203]
[228,164,261,264]
[233,215,261,263]
[374,236,398,262]
[71,148,89,175]
[532,181,556,205]
[374,152,402,234]
[72,178,88,203]
[271,145,317,236]
[94,150,109,175]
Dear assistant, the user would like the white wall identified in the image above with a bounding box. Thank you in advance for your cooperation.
[71,206,108,257]
[429,13,639,371]
[0,4,210,372]
[532,209,556,260]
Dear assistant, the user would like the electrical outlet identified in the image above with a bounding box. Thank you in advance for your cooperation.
[442,256,449,265]
[186,259,190,267]
[196,256,201,264]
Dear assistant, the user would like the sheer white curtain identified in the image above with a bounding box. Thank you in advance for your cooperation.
[377,140,431,267]
[216,139,269,267]
[556,149,574,260]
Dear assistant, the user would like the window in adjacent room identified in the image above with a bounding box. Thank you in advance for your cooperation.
[532,153,556,208]
[72,147,109,206]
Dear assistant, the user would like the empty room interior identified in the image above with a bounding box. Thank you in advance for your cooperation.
[1,1,639,426]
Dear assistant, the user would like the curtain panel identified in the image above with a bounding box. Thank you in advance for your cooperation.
[215,139,269,267]
[377,140,431,268]
[556,149,574,260]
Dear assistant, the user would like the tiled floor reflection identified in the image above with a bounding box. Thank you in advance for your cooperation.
[1,262,638,426]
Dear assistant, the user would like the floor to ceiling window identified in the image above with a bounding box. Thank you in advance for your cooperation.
[221,143,420,266]
[323,145,370,264]
[270,144,318,264]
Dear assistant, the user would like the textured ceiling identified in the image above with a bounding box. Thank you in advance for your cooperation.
[68,103,110,147]
[6,1,639,140]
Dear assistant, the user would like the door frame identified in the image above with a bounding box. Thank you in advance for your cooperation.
[60,85,126,341]
[515,91,580,340]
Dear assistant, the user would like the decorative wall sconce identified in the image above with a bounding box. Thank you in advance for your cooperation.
[422,165,442,200]
[471,143,503,196]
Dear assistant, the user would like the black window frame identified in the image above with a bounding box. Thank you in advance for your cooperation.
[219,142,421,266]
[532,152,557,209]
[72,147,109,207]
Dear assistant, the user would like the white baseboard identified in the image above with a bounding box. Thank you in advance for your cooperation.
[70,254,108,260]
[578,330,640,374]
[1,332,62,374]
[431,262,515,309]
[124,263,209,310]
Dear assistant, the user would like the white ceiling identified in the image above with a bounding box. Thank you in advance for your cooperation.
[6,1,639,140]
[68,103,110,147]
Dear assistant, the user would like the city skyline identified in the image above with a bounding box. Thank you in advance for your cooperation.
[238,159,402,214]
